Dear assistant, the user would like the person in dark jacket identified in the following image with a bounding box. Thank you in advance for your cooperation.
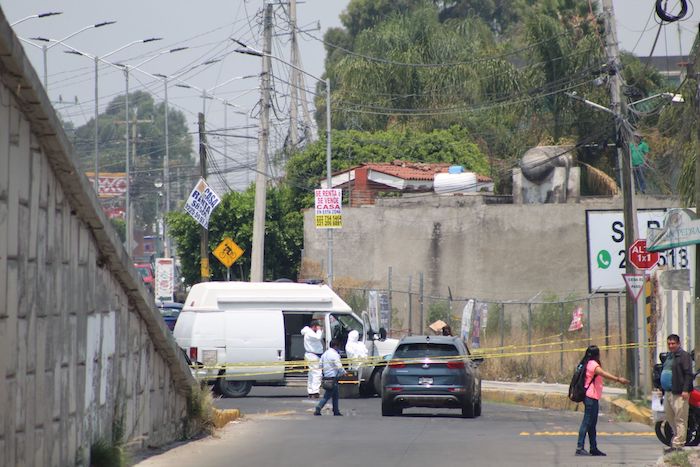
[661,334,694,451]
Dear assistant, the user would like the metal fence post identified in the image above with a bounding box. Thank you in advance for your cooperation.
[560,302,565,373]
[408,275,413,335]
[419,272,424,334]
[604,293,609,353]
[587,297,591,341]
[617,293,623,368]
[500,302,505,354]
[387,266,394,333]
[528,302,532,371]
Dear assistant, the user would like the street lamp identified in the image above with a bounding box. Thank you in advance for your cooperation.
[25,20,116,90]
[235,43,333,286]
[62,38,163,196]
[10,11,62,27]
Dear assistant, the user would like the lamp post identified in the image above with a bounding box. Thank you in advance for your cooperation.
[235,44,333,286]
[62,38,163,195]
[117,48,192,259]
[10,11,62,27]
[26,20,116,90]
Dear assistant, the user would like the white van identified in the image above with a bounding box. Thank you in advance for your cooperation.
[174,281,397,397]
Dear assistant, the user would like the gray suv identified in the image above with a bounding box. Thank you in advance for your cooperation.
[381,335,483,418]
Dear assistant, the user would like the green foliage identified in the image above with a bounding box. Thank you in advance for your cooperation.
[344,291,368,314]
[665,449,691,467]
[71,91,195,233]
[486,302,511,336]
[427,300,452,328]
[286,126,488,206]
[521,294,579,335]
[109,218,126,243]
[183,383,215,439]
[167,184,303,286]
[89,439,125,467]
[323,0,667,194]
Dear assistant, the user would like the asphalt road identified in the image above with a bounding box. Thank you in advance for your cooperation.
[135,385,662,467]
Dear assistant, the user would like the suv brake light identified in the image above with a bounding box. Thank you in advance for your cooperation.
[446,361,464,369]
[389,361,405,368]
[189,347,198,362]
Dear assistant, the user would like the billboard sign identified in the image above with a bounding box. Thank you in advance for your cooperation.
[586,209,690,292]
[85,172,127,198]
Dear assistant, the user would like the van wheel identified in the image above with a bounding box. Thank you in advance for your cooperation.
[217,379,252,398]
[372,369,383,397]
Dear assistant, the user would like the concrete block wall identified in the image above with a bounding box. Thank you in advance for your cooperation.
[303,193,681,302]
[0,10,194,467]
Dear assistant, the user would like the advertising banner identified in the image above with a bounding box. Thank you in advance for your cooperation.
[314,189,342,228]
[184,178,221,229]
[586,209,690,292]
[155,258,174,302]
[378,292,391,331]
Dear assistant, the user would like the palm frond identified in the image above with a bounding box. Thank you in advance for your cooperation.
[580,162,619,196]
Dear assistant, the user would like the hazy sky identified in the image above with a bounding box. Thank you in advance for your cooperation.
[2,1,697,191]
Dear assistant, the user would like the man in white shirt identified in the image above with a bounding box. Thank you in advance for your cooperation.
[314,339,347,416]
[301,320,324,398]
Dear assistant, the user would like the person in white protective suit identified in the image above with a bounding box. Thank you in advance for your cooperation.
[345,330,368,370]
[301,320,324,398]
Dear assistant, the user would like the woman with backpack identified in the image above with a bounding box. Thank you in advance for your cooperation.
[576,345,630,457]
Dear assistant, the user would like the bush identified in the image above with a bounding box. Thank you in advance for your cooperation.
[183,383,215,439]
[486,302,511,336]
[427,300,451,329]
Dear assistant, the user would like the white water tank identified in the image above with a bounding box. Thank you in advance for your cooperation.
[433,172,478,194]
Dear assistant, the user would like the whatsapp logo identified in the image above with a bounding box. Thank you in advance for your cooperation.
[596,250,612,269]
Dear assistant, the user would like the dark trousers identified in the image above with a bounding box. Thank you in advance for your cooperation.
[633,166,646,193]
[577,396,599,450]
[316,380,340,414]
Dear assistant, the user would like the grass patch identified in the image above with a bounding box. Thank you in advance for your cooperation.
[182,383,216,439]
[664,450,691,467]
[89,438,126,467]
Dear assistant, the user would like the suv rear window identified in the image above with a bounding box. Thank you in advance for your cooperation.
[393,343,460,358]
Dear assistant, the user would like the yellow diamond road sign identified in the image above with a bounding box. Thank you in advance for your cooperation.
[213,237,244,268]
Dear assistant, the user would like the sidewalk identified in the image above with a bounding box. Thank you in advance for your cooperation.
[482,380,651,426]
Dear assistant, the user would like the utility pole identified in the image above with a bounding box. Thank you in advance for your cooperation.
[198,112,210,282]
[289,0,299,150]
[600,0,640,397]
[163,76,171,258]
[690,32,700,360]
[325,78,333,288]
[250,2,273,282]
[125,71,131,257]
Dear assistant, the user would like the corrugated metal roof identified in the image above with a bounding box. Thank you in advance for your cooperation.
[360,160,492,183]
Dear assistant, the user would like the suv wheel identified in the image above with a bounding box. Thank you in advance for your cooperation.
[382,399,401,416]
[461,397,475,418]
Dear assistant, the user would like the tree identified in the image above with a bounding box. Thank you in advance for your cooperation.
[71,91,195,236]
[286,126,489,204]
[167,184,304,286]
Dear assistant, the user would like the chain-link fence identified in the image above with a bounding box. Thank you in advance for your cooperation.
[335,276,627,384]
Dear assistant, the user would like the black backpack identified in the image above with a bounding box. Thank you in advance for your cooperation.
[568,361,595,403]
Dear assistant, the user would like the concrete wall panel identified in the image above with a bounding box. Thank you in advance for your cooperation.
[0,10,194,464]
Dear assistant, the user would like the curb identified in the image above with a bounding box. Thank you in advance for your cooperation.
[482,389,652,426]
[212,408,242,428]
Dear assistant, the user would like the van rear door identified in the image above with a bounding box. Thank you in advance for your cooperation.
[224,309,285,381]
